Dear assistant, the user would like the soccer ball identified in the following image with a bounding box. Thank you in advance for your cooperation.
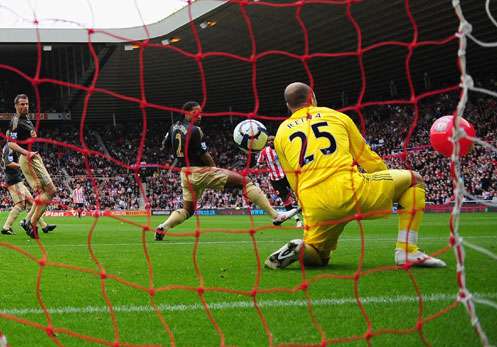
[233,119,268,152]
[429,115,475,157]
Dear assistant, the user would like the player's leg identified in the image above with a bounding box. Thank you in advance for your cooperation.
[155,169,200,241]
[22,190,36,234]
[27,182,56,238]
[379,169,445,267]
[22,188,35,231]
[22,185,52,232]
[21,188,57,234]
[265,183,347,270]
[2,184,27,235]
[155,200,194,241]
[19,154,56,237]
[72,203,80,218]
[19,185,55,234]
[38,216,56,234]
[2,202,22,235]
[271,177,302,226]
[265,218,346,269]
[224,169,299,225]
[30,182,56,224]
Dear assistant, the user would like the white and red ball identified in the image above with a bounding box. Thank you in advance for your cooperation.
[233,119,268,153]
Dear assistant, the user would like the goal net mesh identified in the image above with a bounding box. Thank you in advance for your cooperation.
[0,0,496,346]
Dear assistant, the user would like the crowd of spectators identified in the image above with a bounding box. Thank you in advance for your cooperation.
[366,93,497,204]
[1,91,496,211]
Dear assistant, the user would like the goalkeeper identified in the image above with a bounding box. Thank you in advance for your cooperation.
[265,82,446,269]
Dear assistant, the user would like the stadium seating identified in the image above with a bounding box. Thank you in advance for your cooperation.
[1,90,495,211]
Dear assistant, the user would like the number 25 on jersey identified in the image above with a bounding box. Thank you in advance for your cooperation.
[289,121,337,167]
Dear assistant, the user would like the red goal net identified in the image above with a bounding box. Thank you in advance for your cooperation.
[0,1,496,346]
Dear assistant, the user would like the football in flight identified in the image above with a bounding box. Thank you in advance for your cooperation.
[233,119,269,153]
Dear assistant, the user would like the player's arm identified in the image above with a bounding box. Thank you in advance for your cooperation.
[6,127,37,157]
[341,114,387,172]
[7,141,36,157]
[6,162,20,169]
[2,146,20,169]
[160,130,170,151]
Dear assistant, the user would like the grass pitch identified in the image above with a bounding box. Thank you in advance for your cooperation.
[0,212,496,346]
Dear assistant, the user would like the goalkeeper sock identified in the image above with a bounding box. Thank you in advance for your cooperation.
[3,204,23,229]
[158,208,190,230]
[396,184,425,252]
[245,182,278,219]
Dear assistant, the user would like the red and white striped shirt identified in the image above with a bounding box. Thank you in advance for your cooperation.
[72,187,85,204]
[257,146,285,181]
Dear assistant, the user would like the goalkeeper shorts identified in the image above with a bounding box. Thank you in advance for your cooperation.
[300,170,399,258]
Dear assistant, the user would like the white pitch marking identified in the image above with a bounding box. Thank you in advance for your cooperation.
[14,235,497,249]
[462,240,497,261]
[472,297,497,310]
[1,293,497,316]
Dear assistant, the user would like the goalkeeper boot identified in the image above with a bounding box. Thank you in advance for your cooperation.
[395,248,446,268]
[1,227,15,235]
[265,239,303,269]
[273,207,301,226]
[155,227,167,241]
[42,225,57,234]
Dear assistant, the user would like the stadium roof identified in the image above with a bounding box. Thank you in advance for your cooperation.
[0,0,224,42]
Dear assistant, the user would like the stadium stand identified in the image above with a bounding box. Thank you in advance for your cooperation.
[1,84,495,211]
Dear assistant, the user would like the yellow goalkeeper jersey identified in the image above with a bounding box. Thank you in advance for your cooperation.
[274,106,387,193]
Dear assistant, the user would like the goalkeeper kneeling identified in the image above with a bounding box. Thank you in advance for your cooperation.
[265,82,446,269]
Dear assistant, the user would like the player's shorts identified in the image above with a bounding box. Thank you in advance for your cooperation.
[300,169,413,262]
[19,154,54,191]
[180,167,229,202]
[270,176,292,201]
[7,181,33,205]
[74,203,84,209]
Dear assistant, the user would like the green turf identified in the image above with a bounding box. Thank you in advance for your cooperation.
[0,212,496,346]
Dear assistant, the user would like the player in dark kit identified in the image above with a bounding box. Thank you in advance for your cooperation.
[1,143,56,235]
[6,94,57,238]
[155,101,299,240]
